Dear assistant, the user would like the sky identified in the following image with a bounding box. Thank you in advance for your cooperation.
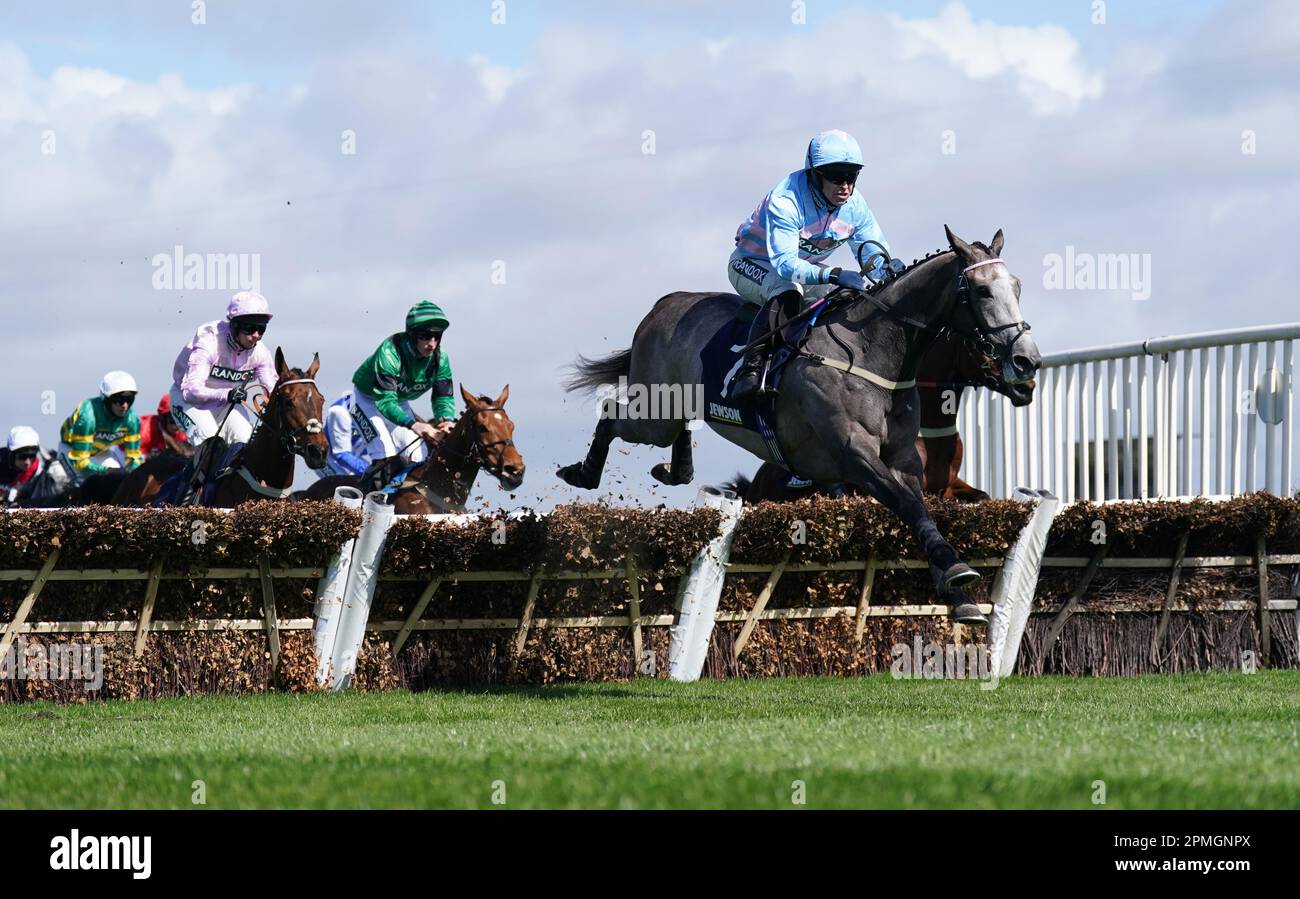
[1,0,1296,509]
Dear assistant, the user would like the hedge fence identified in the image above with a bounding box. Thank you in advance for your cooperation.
[1,492,1297,702]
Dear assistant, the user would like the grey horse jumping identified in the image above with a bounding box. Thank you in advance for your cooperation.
[558,226,1040,624]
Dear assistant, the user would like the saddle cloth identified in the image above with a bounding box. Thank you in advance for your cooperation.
[153,440,243,507]
[698,300,822,463]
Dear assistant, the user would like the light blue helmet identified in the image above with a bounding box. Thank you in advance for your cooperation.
[804,130,864,170]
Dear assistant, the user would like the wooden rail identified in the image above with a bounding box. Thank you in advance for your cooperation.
[2,554,1295,672]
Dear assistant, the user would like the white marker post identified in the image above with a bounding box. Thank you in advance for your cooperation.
[668,485,744,682]
[312,486,365,687]
[329,491,397,690]
[987,488,1062,678]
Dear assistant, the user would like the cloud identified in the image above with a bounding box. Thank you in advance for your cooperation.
[888,2,1104,114]
[0,2,1295,506]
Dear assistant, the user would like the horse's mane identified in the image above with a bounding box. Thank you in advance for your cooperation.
[864,242,994,295]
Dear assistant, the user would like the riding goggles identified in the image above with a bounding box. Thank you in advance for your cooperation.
[815,164,861,186]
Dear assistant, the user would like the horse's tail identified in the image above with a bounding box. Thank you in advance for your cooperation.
[562,348,633,393]
[720,471,751,499]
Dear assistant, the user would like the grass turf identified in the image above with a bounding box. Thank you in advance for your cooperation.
[1,672,1297,809]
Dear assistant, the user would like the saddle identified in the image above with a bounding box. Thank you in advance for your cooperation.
[156,436,235,507]
[357,455,420,495]
[697,298,827,466]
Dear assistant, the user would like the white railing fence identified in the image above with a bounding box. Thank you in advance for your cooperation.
[960,323,1298,502]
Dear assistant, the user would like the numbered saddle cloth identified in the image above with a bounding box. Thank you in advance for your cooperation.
[698,302,822,462]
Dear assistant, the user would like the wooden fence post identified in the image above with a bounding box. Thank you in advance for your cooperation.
[1256,535,1270,668]
[1041,543,1110,671]
[258,556,280,672]
[854,551,878,643]
[511,570,544,657]
[733,549,793,660]
[1153,531,1190,663]
[626,555,644,675]
[133,559,165,659]
[0,546,62,663]
[391,576,443,657]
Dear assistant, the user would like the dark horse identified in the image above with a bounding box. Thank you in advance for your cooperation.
[728,294,1036,502]
[558,226,1040,624]
[297,385,524,514]
[111,349,329,507]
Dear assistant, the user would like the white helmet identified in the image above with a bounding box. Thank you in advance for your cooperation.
[99,370,139,398]
[7,426,40,452]
[226,291,273,321]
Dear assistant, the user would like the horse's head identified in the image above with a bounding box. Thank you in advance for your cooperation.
[459,384,524,490]
[943,226,1040,406]
[271,347,329,469]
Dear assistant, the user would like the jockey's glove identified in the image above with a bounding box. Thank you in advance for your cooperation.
[227,385,249,405]
[830,268,866,292]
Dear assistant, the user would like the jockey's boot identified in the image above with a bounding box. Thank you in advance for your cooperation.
[173,445,208,507]
[728,344,770,406]
[357,454,409,494]
[730,289,803,406]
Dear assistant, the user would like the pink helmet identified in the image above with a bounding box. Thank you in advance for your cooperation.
[226,291,274,321]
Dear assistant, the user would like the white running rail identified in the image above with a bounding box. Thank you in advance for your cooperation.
[959,322,1298,501]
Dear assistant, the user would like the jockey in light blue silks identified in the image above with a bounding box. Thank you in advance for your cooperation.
[727,129,891,403]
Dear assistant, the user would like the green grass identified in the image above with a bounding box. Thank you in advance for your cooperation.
[1,672,1297,809]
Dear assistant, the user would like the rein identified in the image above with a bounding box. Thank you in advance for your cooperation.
[225,377,324,497]
[391,405,515,507]
[797,255,1027,392]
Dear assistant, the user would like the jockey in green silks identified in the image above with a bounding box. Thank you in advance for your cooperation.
[349,300,456,465]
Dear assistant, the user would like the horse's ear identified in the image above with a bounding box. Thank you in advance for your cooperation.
[460,384,479,410]
[989,229,1005,257]
[494,384,510,407]
[306,353,320,379]
[275,347,290,379]
[944,224,975,262]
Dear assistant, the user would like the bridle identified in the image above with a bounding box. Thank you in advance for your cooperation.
[252,377,324,458]
[836,255,1030,369]
[796,250,1030,393]
[947,258,1032,365]
[444,405,515,480]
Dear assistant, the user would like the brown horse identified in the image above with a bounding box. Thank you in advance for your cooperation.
[112,349,328,507]
[726,315,1028,503]
[297,385,524,514]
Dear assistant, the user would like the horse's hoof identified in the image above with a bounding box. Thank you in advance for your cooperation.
[650,463,693,486]
[942,562,980,589]
[557,463,599,490]
[950,602,988,626]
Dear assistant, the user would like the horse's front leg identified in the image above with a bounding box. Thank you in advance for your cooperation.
[837,429,985,623]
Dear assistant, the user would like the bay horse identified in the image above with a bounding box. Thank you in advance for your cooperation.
[111,349,328,507]
[297,385,524,514]
[558,226,1040,624]
[728,312,1035,503]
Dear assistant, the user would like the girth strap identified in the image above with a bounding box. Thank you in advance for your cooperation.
[804,353,917,391]
[918,423,959,438]
[235,466,293,499]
